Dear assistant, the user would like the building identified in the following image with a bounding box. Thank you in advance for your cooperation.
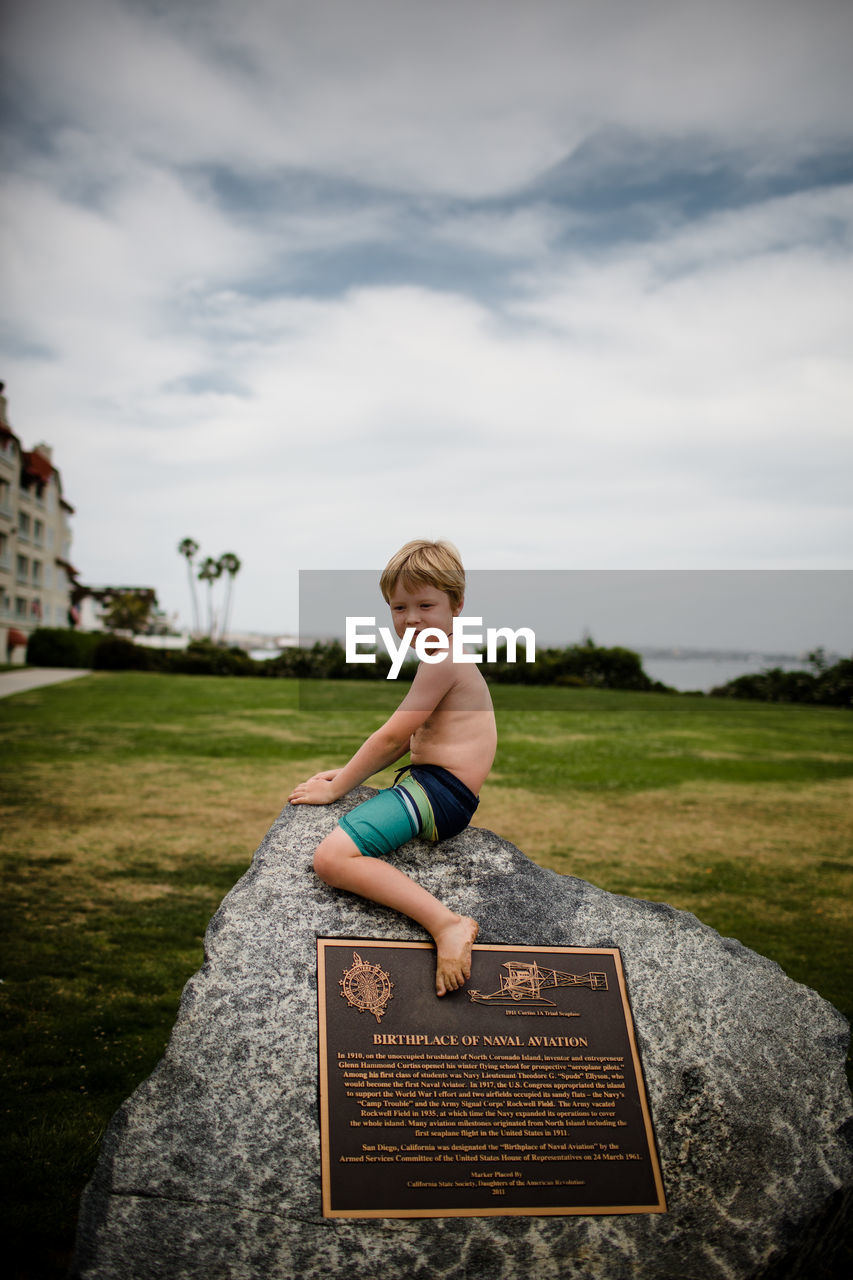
[0,384,78,660]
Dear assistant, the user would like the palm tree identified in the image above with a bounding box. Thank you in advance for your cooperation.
[217,552,241,644]
[197,556,222,639]
[178,538,200,635]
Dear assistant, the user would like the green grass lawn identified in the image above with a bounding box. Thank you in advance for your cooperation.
[2,672,851,1278]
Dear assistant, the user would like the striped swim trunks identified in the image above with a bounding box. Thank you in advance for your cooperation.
[338,763,479,859]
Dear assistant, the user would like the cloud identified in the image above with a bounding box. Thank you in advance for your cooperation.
[48,202,849,625]
[5,1,853,198]
[5,181,852,625]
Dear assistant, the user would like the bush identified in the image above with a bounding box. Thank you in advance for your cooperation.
[89,637,259,676]
[711,659,852,709]
[258,641,397,681]
[165,641,255,676]
[710,668,818,704]
[815,658,853,708]
[482,639,668,692]
[92,636,153,671]
[26,628,103,668]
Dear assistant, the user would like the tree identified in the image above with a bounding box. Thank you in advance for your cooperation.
[197,556,222,638]
[102,589,156,635]
[217,552,242,643]
[178,538,200,635]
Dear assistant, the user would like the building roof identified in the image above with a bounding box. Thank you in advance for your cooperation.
[22,449,54,486]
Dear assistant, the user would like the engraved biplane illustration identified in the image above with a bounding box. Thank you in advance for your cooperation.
[468,960,608,1005]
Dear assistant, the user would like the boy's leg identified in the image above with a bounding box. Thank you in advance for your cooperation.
[313,827,478,998]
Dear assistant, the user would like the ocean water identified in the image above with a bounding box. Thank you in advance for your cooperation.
[641,655,811,694]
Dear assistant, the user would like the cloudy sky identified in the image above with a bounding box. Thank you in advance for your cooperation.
[2,0,851,645]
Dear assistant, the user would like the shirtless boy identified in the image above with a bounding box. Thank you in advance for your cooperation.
[289,540,497,997]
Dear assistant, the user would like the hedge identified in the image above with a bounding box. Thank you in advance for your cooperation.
[32,629,849,706]
[24,631,671,691]
[710,659,853,709]
[26,628,103,668]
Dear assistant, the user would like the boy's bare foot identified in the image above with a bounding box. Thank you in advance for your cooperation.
[433,915,479,997]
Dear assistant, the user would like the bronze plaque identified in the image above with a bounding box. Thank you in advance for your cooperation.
[317,939,666,1218]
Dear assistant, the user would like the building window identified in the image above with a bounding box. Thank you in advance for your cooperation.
[32,559,42,586]
[18,511,31,539]
[33,518,44,545]
[15,596,28,617]
[17,554,29,583]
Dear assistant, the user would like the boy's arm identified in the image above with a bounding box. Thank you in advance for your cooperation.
[290,725,411,805]
[289,659,456,806]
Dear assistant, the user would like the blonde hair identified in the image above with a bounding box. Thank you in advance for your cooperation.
[380,539,465,608]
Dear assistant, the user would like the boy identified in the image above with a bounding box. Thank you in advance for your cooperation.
[289,540,497,997]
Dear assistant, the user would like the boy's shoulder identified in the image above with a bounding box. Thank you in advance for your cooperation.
[412,650,494,711]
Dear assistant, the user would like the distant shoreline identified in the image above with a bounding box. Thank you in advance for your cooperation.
[635,646,841,665]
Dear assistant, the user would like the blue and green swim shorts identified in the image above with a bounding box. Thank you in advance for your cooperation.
[338,763,479,859]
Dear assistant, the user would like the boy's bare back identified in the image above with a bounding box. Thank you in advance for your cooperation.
[406,657,496,795]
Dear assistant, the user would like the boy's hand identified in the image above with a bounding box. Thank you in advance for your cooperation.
[288,771,341,806]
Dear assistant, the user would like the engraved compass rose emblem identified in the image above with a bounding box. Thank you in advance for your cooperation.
[339,952,394,1023]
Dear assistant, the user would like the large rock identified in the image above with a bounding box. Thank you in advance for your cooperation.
[72,792,852,1279]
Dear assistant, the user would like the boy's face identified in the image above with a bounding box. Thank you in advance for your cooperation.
[387,580,463,649]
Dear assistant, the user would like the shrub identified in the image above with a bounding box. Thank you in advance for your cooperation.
[815,658,853,708]
[482,639,666,692]
[26,628,102,668]
[711,659,852,709]
[163,639,255,676]
[92,636,153,671]
[258,641,396,681]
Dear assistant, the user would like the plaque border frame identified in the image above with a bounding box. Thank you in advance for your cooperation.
[317,938,667,1218]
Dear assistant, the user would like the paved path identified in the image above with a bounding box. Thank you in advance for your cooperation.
[0,667,92,699]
